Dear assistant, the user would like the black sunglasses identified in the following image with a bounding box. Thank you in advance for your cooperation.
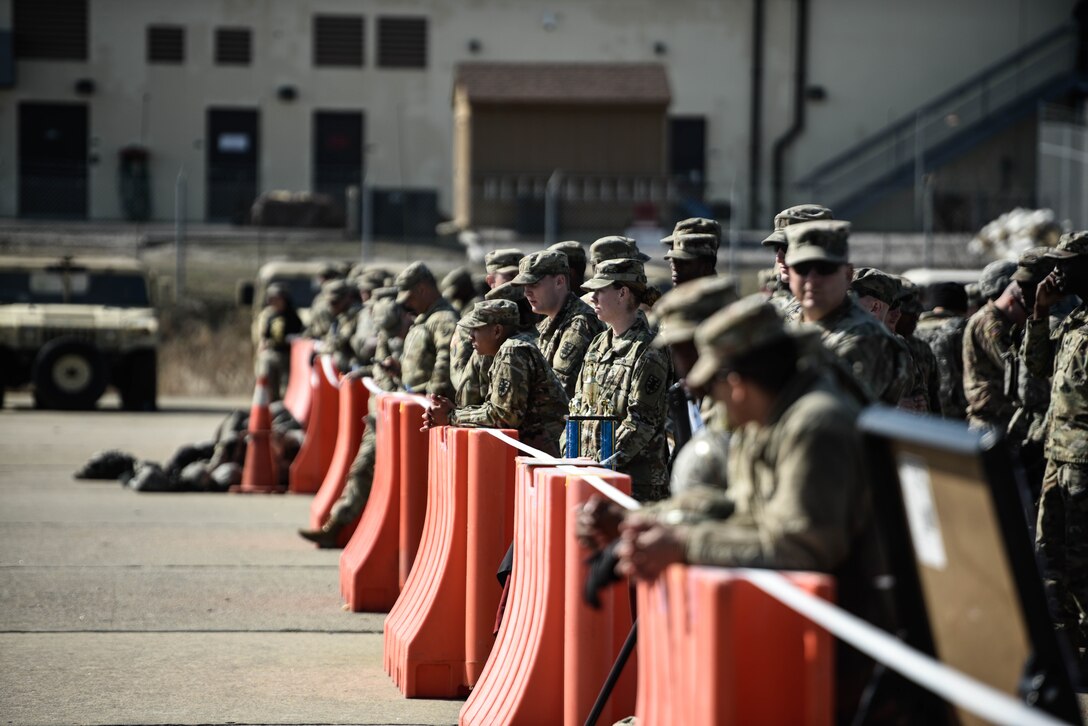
[791,260,842,277]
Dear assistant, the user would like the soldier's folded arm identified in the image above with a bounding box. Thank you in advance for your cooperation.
[612,349,670,469]
[449,347,527,430]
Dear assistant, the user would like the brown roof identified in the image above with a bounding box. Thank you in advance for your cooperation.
[454,62,671,105]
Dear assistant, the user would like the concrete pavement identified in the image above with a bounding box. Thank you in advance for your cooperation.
[0,393,463,725]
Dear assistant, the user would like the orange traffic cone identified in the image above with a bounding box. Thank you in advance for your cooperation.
[232,375,281,494]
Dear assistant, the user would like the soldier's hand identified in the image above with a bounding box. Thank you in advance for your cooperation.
[576,495,625,550]
[421,395,452,431]
[615,519,687,581]
[1034,270,1065,318]
[381,357,401,375]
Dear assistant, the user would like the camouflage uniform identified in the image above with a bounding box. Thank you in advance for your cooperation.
[962,300,1018,430]
[761,205,834,324]
[400,298,458,398]
[901,333,941,414]
[568,313,672,502]
[252,296,303,401]
[450,328,569,457]
[322,301,361,374]
[915,312,968,418]
[769,281,802,323]
[535,293,604,398]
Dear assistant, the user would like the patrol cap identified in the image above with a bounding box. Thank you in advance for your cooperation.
[664,233,719,261]
[977,259,1017,301]
[651,275,740,347]
[761,204,835,248]
[441,266,474,295]
[661,217,722,245]
[485,280,526,302]
[458,299,519,328]
[511,250,569,285]
[394,261,436,304]
[784,220,851,267]
[582,257,648,290]
[371,285,398,301]
[687,295,796,388]
[485,248,525,274]
[357,268,390,293]
[322,278,354,301]
[895,278,923,315]
[850,267,900,305]
[547,240,586,267]
[371,297,403,334]
[1012,246,1055,283]
[1046,231,1088,260]
[590,236,649,265]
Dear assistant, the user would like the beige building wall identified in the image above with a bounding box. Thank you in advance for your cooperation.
[0,0,1076,226]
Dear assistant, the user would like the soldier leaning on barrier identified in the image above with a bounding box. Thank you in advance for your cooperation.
[566,257,672,502]
[784,220,911,405]
[915,282,970,419]
[962,259,1025,431]
[455,282,539,408]
[349,275,397,370]
[252,283,303,402]
[511,250,604,399]
[298,295,413,547]
[1024,232,1088,656]
[386,262,459,399]
[303,262,345,339]
[761,204,834,323]
[422,299,569,457]
[317,279,362,374]
[452,249,526,388]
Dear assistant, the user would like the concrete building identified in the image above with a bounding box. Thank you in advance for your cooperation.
[0,0,1081,235]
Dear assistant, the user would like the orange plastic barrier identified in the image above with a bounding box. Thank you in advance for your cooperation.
[287,358,340,494]
[307,376,367,547]
[384,426,520,698]
[398,398,432,587]
[339,394,404,612]
[233,375,280,494]
[635,566,835,725]
[460,465,633,726]
[281,337,315,429]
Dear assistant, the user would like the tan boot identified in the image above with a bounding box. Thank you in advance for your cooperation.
[297,520,343,548]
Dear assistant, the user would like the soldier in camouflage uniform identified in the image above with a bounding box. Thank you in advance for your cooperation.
[962,259,1025,430]
[252,283,303,401]
[785,220,911,405]
[761,204,834,323]
[547,240,588,291]
[441,266,478,316]
[391,262,459,399]
[664,232,718,287]
[511,250,604,398]
[567,258,672,502]
[1027,232,1088,652]
[423,300,569,456]
[304,262,346,338]
[915,282,970,418]
[298,295,412,547]
[484,248,524,289]
[660,217,721,253]
[893,282,942,414]
[317,279,362,374]
[455,281,538,408]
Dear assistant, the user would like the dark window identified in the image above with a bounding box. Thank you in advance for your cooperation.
[148,25,185,64]
[313,15,364,67]
[215,28,252,65]
[13,0,88,60]
[377,17,427,69]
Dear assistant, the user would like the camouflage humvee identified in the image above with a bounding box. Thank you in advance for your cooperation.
[0,255,160,410]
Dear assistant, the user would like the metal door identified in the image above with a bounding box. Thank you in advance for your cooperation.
[207,108,259,222]
[18,102,88,218]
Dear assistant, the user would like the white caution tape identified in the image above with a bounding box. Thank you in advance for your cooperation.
[320,355,341,388]
[739,569,1068,726]
[476,427,1067,725]
[361,376,384,396]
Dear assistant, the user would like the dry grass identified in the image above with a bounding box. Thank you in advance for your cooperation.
[158,304,255,397]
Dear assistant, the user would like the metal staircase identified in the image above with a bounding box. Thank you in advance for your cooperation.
[795,23,1085,220]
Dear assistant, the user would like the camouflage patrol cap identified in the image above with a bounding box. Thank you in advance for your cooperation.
[784,220,851,267]
[485,280,526,302]
[1046,231,1088,260]
[1012,246,1055,283]
[371,297,403,334]
[651,275,740,347]
[662,217,722,246]
[458,299,519,328]
[687,295,794,387]
[357,268,390,293]
[893,277,923,315]
[485,248,525,274]
[590,236,649,265]
[762,204,835,248]
[512,250,569,285]
[548,240,586,267]
[664,233,719,261]
[371,285,398,301]
[977,259,1017,301]
[851,267,900,305]
[441,266,473,295]
[322,278,354,301]
[582,257,648,290]
[394,261,436,304]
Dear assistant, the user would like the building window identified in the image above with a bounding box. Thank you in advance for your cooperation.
[148,26,185,64]
[314,15,364,67]
[13,0,88,60]
[215,28,252,65]
[377,17,427,69]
